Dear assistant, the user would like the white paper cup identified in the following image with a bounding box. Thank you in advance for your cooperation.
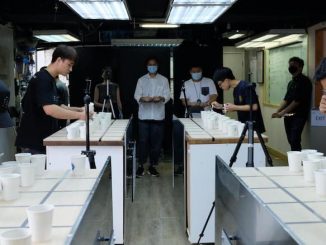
[0,174,21,201]
[301,149,318,160]
[0,228,32,245]
[307,152,324,160]
[315,169,326,196]
[303,160,321,182]
[27,204,54,242]
[19,163,35,187]
[30,154,46,176]
[0,165,15,175]
[71,155,86,176]
[66,124,79,139]
[89,102,94,113]
[0,161,19,174]
[287,151,304,172]
[79,125,86,139]
[15,153,31,163]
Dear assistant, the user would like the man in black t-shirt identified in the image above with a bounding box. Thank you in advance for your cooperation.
[212,67,265,133]
[16,45,88,154]
[272,57,312,151]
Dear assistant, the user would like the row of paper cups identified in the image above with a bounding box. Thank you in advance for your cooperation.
[0,203,54,244]
[287,149,326,196]
[201,111,245,137]
[66,112,112,139]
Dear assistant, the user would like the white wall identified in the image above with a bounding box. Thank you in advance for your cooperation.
[0,24,16,161]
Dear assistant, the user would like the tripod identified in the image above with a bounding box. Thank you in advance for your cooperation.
[82,79,96,169]
[229,83,273,168]
[102,79,116,119]
[181,81,192,118]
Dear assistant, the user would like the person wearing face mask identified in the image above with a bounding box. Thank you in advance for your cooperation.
[180,65,218,117]
[272,56,312,151]
[134,57,170,177]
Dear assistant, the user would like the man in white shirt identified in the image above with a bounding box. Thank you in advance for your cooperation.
[180,65,218,117]
[134,57,170,177]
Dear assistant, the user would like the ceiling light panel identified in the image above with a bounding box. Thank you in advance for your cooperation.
[62,0,130,20]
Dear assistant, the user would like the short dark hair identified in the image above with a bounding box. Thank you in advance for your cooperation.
[314,57,326,81]
[146,56,159,65]
[51,45,77,63]
[213,67,235,82]
[289,56,304,67]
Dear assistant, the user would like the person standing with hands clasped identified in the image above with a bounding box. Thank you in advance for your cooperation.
[212,67,265,133]
[271,57,312,151]
[134,57,170,177]
[16,45,88,154]
[314,57,326,114]
[180,65,217,117]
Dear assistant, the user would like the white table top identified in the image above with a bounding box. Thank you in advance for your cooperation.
[233,166,326,245]
[0,165,106,244]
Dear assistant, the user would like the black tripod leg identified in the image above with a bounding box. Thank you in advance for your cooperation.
[256,131,273,167]
[229,123,248,167]
[197,201,215,245]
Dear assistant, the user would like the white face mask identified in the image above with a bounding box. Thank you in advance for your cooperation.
[191,72,202,81]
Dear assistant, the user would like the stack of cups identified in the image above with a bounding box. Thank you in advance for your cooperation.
[315,169,326,196]
[287,151,304,172]
[15,153,36,187]
[0,173,21,201]
[27,204,54,242]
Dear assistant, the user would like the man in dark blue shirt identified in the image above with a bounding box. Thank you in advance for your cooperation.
[212,67,265,133]
[272,57,312,151]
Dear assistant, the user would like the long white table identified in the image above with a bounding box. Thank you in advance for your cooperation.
[43,119,130,244]
[216,159,326,245]
[178,118,268,243]
[0,161,112,244]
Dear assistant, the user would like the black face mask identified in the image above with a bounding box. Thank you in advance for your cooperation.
[288,65,298,75]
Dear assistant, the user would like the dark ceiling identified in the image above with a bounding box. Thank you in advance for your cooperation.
[1,0,326,47]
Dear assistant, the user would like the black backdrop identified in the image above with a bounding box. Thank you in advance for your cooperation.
[68,44,223,154]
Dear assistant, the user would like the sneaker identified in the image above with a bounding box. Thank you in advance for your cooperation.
[136,166,144,178]
[147,166,160,177]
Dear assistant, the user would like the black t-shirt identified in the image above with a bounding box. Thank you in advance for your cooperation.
[233,80,265,133]
[16,69,59,151]
[283,73,312,118]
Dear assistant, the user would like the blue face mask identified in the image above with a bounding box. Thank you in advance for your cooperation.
[191,72,202,81]
[147,65,158,74]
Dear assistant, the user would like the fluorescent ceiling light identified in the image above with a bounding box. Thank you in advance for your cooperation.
[167,0,238,24]
[140,23,180,28]
[33,30,80,42]
[111,39,183,47]
[61,0,130,20]
[228,33,245,39]
[236,29,306,49]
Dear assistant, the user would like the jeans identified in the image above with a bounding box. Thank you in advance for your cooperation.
[138,120,164,166]
[284,116,307,151]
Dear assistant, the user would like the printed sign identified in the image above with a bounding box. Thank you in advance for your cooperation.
[311,109,326,126]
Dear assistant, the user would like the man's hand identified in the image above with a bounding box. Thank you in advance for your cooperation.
[224,103,237,112]
[153,96,164,103]
[140,96,153,102]
[320,95,326,114]
[271,112,283,118]
[211,101,223,109]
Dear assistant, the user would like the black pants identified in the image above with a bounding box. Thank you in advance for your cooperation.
[138,120,164,166]
[284,116,307,151]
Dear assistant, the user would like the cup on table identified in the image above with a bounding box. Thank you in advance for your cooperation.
[315,169,326,196]
[306,152,324,160]
[287,151,304,172]
[66,124,79,139]
[30,154,46,175]
[15,153,31,163]
[71,155,86,176]
[0,161,19,174]
[19,163,35,187]
[0,228,32,245]
[89,102,94,113]
[0,173,21,201]
[301,149,317,160]
[79,125,86,139]
[26,204,54,242]
[303,159,321,182]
